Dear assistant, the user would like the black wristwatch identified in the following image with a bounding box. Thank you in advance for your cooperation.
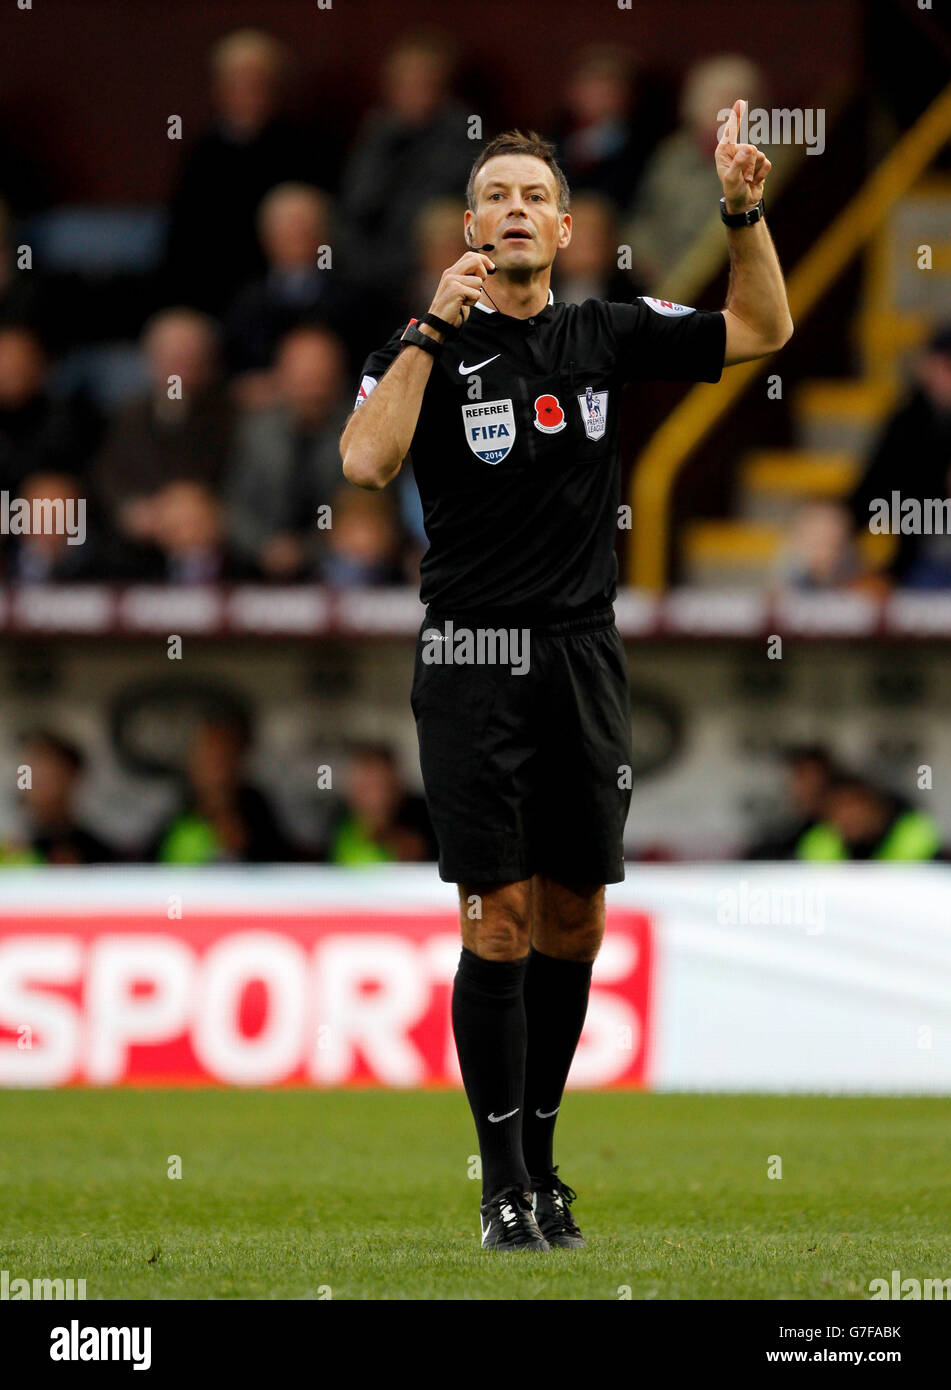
[400,322,443,359]
[720,195,765,228]
[420,311,459,340]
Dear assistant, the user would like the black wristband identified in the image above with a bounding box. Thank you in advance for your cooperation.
[720,195,765,227]
[420,311,459,340]
[400,323,443,359]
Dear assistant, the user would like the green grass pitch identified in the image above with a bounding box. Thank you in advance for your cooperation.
[1,1089,948,1300]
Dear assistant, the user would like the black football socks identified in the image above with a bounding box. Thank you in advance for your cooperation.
[451,947,532,1201]
[521,947,593,1180]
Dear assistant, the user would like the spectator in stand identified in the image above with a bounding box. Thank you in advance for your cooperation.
[327,742,436,864]
[147,480,246,584]
[225,183,355,399]
[339,30,473,294]
[4,471,102,583]
[796,776,944,862]
[552,191,643,304]
[624,53,765,285]
[897,464,951,590]
[850,325,951,588]
[774,499,887,596]
[164,30,335,314]
[151,715,292,863]
[0,731,114,865]
[746,744,838,859]
[551,46,656,210]
[321,483,405,589]
[94,308,233,574]
[226,326,347,580]
[0,326,93,496]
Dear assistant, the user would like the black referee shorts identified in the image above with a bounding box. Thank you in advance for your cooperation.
[411,606,633,886]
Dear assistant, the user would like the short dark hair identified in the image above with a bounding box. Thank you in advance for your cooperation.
[347,740,397,768]
[466,130,570,216]
[782,744,834,772]
[826,775,888,807]
[25,729,84,774]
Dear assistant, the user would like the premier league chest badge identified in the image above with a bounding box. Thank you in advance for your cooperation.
[577,385,608,441]
[461,398,516,464]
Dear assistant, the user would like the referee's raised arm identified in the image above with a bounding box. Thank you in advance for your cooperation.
[340,249,495,489]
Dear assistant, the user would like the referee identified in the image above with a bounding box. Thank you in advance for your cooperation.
[341,104,792,1250]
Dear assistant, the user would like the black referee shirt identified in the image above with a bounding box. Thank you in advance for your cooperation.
[354,293,726,619]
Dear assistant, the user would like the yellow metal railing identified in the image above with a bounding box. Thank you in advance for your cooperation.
[630,82,951,591]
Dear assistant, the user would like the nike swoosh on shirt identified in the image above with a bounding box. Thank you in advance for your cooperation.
[487,1108,519,1123]
[535,1106,560,1119]
[458,355,501,373]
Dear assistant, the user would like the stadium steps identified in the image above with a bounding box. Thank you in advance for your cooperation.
[793,377,900,454]
[683,516,895,588]
[682,521,785,588]
[679,178,951,588]
[739,450,860,522]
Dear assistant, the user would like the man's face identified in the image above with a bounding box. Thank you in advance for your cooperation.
[466,155,571,276]
[567,64,628,126]
[24,741,76,820]
[0,330,46,407]
[262,195,326,269]
[151,482,222,556]
[277,332,343,420]
[347,754,400,824]
[214,54,280,133]
[383,46,449,125]
[789,758,829,818]
[827,787,887,845]
[187,722,244,795]
[145,320,216,396]
[917,351,951,412]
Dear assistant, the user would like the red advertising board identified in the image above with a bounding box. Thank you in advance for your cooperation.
[0,909,653,1088]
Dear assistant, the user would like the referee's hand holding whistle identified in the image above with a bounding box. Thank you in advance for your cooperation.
[421,249,496,338]
[341,250,495,490]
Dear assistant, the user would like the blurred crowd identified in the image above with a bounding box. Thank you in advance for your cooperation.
[774,325,951,598]
[0,29,780,588]
[4,29,949,597]
[0,723,438,867]
[3,27,948,867]
[4,721,942,867]
[746,745,946,862]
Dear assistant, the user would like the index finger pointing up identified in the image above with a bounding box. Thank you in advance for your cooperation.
[724,100,740,146]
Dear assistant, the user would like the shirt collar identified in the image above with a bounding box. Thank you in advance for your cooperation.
[474,288,554,315]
